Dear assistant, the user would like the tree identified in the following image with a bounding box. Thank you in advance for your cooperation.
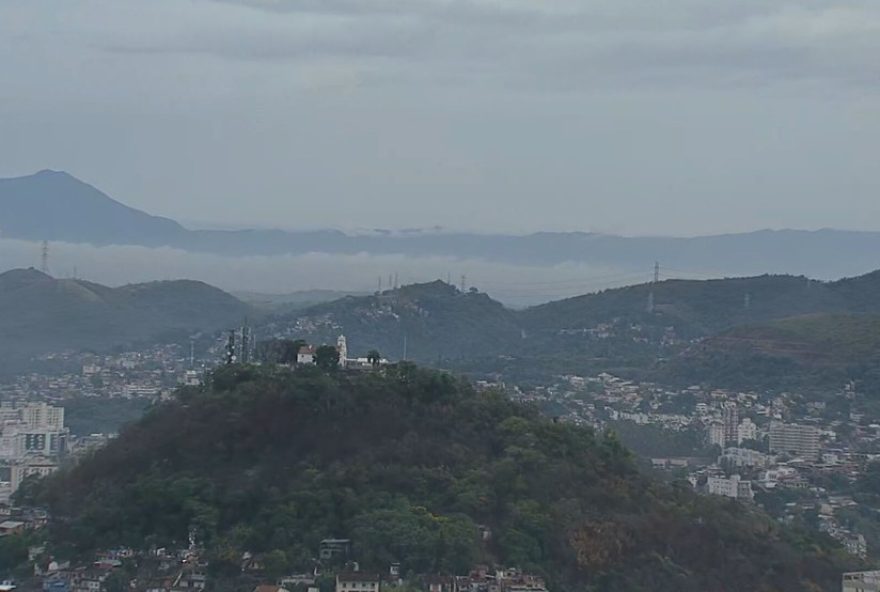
[315,345,340,371]
[367,350,382,369]
[257,339,306,365]
[263,549,289,579]
[103,570,132,592]
[859,461,880,495]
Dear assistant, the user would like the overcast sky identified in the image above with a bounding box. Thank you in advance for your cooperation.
[1,0,879,236]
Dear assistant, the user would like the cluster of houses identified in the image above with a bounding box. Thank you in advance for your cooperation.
[279,564,549,592]
[505,371,880,563]
[20,533,550,592]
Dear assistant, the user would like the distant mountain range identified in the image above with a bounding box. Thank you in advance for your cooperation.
[270,270,880,390]
[2,170,880,278]
[0,268,249,373]
[4,252,880,390]
[277,270,880,356]
[233,289,370,313]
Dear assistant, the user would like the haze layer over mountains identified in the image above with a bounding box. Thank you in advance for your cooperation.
[2,170,880,305]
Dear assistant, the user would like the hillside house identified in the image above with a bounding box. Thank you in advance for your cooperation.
[253,586,290,592]
[336,573,380,592]
[297,346,316,365]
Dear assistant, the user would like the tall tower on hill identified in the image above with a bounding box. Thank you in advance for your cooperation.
[41,240,50,274]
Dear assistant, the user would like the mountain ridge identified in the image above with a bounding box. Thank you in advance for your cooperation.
[3,170,880,279]
[264,270,880,390]
[0,267,250,372]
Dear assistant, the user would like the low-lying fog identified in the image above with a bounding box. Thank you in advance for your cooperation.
[0,238,654,307]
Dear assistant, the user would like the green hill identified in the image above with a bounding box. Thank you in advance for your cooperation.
[268,272,880,382]
[718,314,880,365]
[267,281,523,362]
[661,313,880,391]
[518,273,874,339]
[27,366,856,591]
[0,268,250,372]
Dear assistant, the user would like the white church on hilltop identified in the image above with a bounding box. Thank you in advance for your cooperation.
[296,335,389,370]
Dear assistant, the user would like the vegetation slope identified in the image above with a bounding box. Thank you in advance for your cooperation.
[28,365,856,592]
[0,268,250,372]
[270,272,880,387]
[664,313,880,391]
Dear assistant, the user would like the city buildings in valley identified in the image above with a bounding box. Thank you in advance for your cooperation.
[0,402,68,502]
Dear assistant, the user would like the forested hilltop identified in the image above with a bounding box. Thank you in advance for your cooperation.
[262,270,880,392]
[0,267,250,375]
[25,365,856,591]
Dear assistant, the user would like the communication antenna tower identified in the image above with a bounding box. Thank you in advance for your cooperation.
[239,323,251,364]
[41,240,50,274]
[460,274,466,293]
[225,330,236,365]
[647,261,659,313]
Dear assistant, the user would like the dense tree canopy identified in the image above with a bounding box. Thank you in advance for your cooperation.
[26,365,857,591]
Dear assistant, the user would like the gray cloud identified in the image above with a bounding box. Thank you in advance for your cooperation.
[1,0,879,238]
[92,0,880,90]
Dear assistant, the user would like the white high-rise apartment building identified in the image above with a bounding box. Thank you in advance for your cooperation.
[0,402,68,502]
[708,422,725,448]
[722,403,739,446]
[737,418,757,443]
[22,403,64,431]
